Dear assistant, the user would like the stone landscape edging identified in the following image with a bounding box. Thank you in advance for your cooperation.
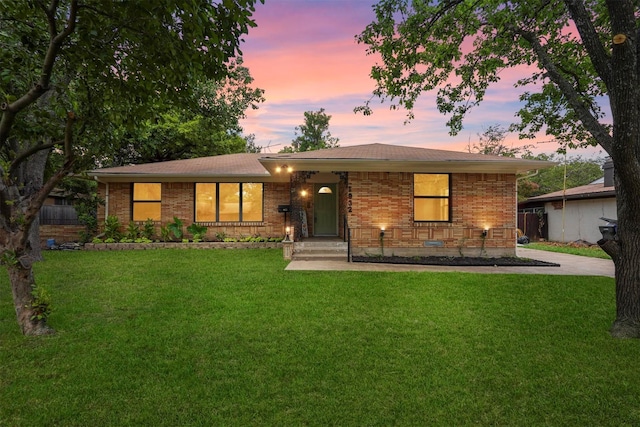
[83,242,283,251]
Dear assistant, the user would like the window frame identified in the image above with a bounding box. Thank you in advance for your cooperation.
[413,173,451,222]
[195,182,264,223]
[131,183,162,222]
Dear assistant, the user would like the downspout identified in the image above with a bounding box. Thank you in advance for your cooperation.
[94,176,109,218]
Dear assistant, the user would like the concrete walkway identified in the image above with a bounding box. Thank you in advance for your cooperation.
[285,247,615,277]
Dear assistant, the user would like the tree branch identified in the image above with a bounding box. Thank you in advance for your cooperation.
[598,238,620,262]
[0,0,78,145]
[516,27,614,153]
[8,141,60,179]
[21,112,76,242]
[563,0,613,87]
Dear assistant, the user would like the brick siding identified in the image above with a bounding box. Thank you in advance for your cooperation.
[39,224,85,247]
[97,181,291,240]
[96,171,517,256]
[346,172,517,257]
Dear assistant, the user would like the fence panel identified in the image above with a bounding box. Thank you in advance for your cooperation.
[518,212,548,241]
[39,205,81,225]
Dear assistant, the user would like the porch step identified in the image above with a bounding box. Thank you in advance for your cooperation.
[292,241,348,261]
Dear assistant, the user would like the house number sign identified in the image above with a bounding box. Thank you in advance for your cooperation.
[348,186,353,213]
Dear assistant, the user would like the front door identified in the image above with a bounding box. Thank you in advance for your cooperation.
[314,183,337,236]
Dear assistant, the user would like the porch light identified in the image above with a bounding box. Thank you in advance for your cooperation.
[285,226,291,241]
[481,228,489,238]
[380,227,385,238]
[276,164,293,174]
[318,186,333,194]
[300,189,308,197]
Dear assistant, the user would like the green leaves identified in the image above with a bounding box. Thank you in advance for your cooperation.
[357,0,612,150]
[282,108,340,153]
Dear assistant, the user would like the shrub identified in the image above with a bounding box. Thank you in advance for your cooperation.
[125,221,140,240]
[167,217,184,241]
[142,219,156,240]
[186,223,208,242]
[103,215,122,241]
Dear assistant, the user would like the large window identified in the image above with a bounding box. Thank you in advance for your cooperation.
[132,183,161,221]
[196,183,263,222]
[414,174,450,222]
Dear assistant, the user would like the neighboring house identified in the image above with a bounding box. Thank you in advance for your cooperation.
[519,159,616,244]
[89,143,552,257]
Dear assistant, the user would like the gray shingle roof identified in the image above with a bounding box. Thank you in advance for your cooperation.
[90,143,554,181]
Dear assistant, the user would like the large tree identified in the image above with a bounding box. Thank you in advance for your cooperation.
[280,108,340,153]
[111,59,265,165]
[358,1,640,338]
[0,0,261,335]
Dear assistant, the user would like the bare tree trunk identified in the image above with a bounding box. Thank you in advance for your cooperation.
[7,257,54,336]
[23,148,50,261]
[598,156,640,338]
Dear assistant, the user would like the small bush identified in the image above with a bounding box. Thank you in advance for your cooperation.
[103,215,122,241]
[167,217,184,241]
[142,219,156,240]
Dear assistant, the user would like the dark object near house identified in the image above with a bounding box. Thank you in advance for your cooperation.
[599,217,617,240]
[517,235,530,244]
[277,205,290,213]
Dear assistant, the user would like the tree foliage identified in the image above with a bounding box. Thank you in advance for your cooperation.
[468,124,533,158]
[280,108,340,153]
[358,1,640,338]
[0,0,261,335]
[107,59,264,165]
[519,154,605,200]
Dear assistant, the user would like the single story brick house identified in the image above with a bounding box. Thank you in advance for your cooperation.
[89,143,552,257]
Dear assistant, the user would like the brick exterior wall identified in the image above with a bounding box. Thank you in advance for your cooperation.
[96,171,517,256]
[97,181,291,240]
[39,224,85,247]
[346,172,517,257]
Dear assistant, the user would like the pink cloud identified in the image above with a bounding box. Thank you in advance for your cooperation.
[240,0,604,159]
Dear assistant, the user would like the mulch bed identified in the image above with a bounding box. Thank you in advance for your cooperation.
[352,255,560,267]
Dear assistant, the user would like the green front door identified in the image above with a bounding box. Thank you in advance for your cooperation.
[314,183,337,236]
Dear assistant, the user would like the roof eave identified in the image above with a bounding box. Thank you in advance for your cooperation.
[90,172,283,183]
[259,158,554,174]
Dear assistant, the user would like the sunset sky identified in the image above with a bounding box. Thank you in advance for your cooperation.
[238,0,605,159]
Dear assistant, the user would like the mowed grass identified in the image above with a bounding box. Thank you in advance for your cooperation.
[527,241,612,259]
[1,249,639,426]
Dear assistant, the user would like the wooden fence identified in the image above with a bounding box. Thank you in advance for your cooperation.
[39,205,81,225]
[518,212,548,241]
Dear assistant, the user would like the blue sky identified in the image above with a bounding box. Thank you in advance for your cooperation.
[239,0,605,159]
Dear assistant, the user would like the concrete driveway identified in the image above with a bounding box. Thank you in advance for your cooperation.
[286,247,615,278]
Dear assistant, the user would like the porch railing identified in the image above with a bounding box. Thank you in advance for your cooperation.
[343,214,351,262]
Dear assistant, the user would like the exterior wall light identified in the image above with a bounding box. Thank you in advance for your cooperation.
[276,165,293,173]
[481,228,488,238]
[380,227,385,238]
[300,189,308,198]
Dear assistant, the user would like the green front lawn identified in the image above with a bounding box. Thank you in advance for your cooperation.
[1,249,637,426]
[526,241,612,259]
